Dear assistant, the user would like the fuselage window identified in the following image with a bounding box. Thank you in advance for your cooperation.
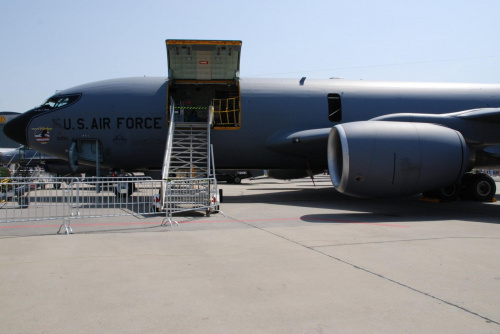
[328,93,342,122]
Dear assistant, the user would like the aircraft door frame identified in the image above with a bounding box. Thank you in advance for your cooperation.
[68,139,103,173]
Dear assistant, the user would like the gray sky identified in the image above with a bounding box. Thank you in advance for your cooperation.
[1,0,499,112]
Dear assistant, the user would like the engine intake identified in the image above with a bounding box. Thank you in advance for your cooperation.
[328,121,472,198]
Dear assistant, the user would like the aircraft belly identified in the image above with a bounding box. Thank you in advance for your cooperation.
[211,131,323,169]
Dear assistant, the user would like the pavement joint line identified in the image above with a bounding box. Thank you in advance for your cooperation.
[312,236,500,248]
[230,215,500,327]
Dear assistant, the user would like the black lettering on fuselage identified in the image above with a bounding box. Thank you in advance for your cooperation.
[64,119,71,130]
[115,117,162,130]
[126,118,134,129]
[91,118,111,130]
[103,118,111,129]
[117,117,124,129]
[135,117,143,129]
[77,118,85,130]
[63,117,161,131]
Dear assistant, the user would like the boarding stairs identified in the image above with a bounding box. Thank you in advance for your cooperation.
[160,101,220,224]
[11,166,42,178]
[11,149,44,178]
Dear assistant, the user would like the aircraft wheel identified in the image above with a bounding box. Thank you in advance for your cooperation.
[467,173,496,201]
[438,183,460,201]
[459,173,474,199]
[423,183,460,201]
[233,176,241,184]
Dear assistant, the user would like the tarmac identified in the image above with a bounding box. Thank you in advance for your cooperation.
[1,175,499,333]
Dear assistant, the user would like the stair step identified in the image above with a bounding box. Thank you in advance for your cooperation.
[161,105,218,213]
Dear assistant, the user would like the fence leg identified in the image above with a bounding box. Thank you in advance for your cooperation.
[57,188,73,235]
[57,217,73,235]
[161,212,179,227]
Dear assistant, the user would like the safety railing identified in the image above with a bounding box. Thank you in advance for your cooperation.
[212,97,240,129]
[162,99,176,180]
[0,176,165,234]
[161,177,220,226]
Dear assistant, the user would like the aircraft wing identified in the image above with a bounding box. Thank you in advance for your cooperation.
[453,107,500,122]
[265,128,331,158]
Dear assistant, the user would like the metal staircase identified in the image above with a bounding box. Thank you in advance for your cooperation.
[160,100,220,225]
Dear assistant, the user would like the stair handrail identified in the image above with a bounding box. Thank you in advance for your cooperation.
[206,110,212,178]
[162,98,176,180]
[208,104,215,128]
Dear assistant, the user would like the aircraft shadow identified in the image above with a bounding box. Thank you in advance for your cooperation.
[222,185,500,225]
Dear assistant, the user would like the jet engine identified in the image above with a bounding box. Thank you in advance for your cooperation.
[328,121,473,198]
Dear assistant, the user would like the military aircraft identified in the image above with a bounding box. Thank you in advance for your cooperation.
[0,111,96,176]
[4,40,500,201]
[0,112,22,150]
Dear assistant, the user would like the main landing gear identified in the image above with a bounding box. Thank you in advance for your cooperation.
[422,173,496,202]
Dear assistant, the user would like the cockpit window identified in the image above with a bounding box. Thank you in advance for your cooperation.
[40,94,81,110]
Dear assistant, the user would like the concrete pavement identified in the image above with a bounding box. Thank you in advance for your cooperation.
[1,176,499,333]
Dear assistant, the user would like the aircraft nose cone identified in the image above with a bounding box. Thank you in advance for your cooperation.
[3,112,30,147]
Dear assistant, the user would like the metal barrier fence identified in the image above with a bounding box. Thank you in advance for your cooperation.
[162,178,220,226]
[1,176,222,234]
[0,176,163,234]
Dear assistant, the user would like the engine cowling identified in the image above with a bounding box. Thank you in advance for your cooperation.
[328,121,473,198]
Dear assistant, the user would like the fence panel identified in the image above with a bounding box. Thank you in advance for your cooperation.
[0,176,163,234]
[162,178,219,226]
[1,176,223,234]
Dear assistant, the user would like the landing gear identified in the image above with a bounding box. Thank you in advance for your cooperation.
[423,173,496,202]
[423,183,460,202]
[461,173,496,201]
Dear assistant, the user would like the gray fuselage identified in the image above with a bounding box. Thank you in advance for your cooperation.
[8,77,500,172]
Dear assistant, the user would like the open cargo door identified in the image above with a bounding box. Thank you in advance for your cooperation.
[166,40,241,82]
[166,40,242,129]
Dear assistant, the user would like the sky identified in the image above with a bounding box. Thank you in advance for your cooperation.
[1,0,500,112]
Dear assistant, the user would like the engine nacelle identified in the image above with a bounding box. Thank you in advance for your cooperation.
[328,121,472,198]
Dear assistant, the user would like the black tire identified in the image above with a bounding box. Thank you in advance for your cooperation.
[468,173,496,201]
[422,183,460,202]
[438,183,460,201]
[233,176,241,184]
[459,173,474,199]
[219,189,223,203]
